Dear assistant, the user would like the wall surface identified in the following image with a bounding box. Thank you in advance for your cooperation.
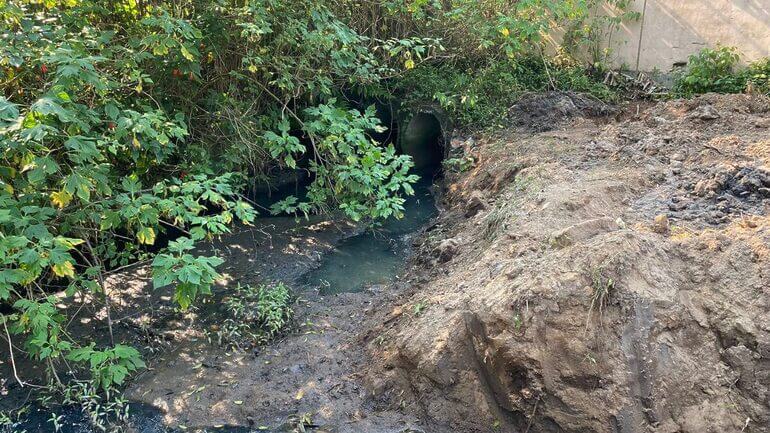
[606,0,770,71]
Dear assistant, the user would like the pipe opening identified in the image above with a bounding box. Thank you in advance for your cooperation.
[401,112,446,176]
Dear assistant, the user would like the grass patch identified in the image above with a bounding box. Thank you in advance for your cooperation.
[207,282,294,350]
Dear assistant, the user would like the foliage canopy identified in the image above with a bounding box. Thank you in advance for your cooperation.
[0,0,643,417]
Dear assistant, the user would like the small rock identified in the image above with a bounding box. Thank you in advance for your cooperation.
[694,179,719,197]
[550,217,619,248]
[435,238,460,262]
[690,104,720,120]
[465,190,488,217]
[615,217,627,229]
[670,153,685,162]
[652,214,670,234]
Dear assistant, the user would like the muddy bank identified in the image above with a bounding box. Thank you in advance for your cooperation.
[0,215,356,428]
[3,166,440,432]
[365,93,770,433]
[4,93,769,433]
[2,210,427,432]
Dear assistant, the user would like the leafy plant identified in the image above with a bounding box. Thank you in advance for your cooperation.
[673,47,770,97]
[208,282,294,350]
[66,344,145,393]
[413,300,428,316]
[746,58,770,95]
[270,102,419,222]
[443,156,475,173]
[152,237,224,310]
[673,46,745,95]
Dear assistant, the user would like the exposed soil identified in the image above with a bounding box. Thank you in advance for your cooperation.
[4,93,769,433]
[508,91,619,132]
[364,93,770,433]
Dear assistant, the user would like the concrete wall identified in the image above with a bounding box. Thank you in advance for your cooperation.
[604,0,770,71]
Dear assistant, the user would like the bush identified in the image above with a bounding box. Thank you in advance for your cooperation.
[747,58,770,95]
[673,46,770,97]
[673,46,745,95]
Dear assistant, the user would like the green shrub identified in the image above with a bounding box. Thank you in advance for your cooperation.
[673,47,770,97]
[674,46,746,95]
[747,58,770,94]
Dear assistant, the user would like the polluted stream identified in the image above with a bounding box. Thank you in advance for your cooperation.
[10,168,440,433]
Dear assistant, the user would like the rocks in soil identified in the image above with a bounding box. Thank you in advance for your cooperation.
[652,213,669,234]
[661,164,770,225]
[693,164,770,199]
[620,95,770,227]
[688,104,721,120]
[549,217,619,248]
[434,237,461,262]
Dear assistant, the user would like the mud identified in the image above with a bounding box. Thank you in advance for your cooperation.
[4,93,769,433]
[365,93,770,433]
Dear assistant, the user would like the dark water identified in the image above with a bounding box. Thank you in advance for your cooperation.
[9,402,167,433]
[299,170,438,295]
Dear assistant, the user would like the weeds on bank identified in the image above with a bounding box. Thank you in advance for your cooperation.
[584,267,615,336]
[207,283,294,350]
[396,56,618,130]
[412,300,428,316]
[443,156,475,173]
[2,381,131,433]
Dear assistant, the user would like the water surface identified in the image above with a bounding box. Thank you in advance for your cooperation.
[299,171,438,294]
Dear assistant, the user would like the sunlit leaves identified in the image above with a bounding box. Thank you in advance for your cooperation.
[136,226,155,245]
[269,101,416,222]
[0,97,19,127]
[50,190,73,208]
[152,237,224,310]
[51,260,75,278]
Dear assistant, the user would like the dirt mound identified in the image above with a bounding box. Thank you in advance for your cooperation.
[365,94,770,433]
[508,91,618,132]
